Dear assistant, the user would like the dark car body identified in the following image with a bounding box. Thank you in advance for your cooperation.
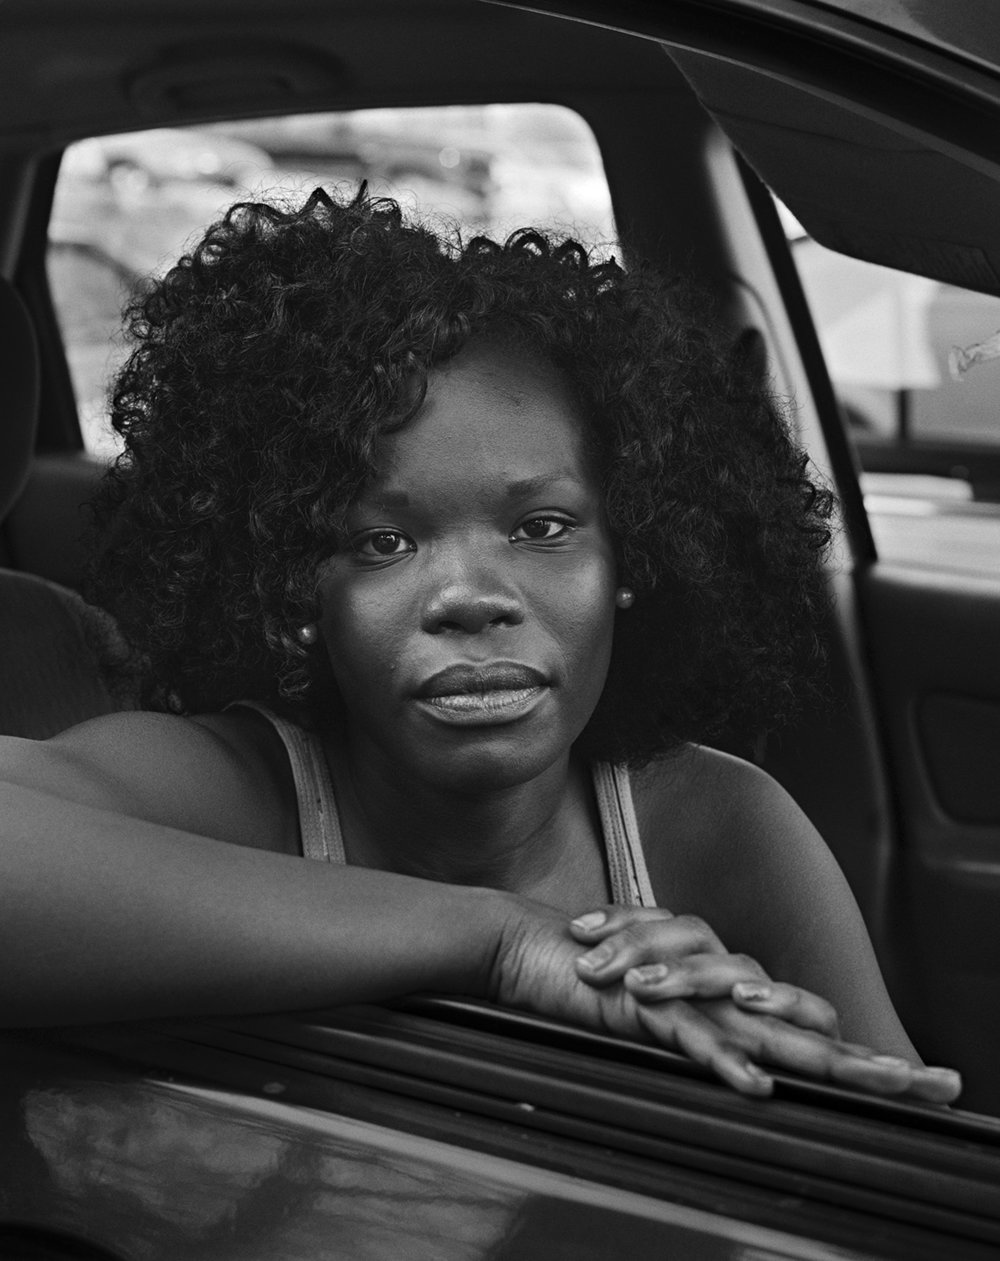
[3,1,1000,1257]
[5,1002,1000,1259]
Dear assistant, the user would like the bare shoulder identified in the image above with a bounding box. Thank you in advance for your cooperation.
[631,745,916,1053]
[628,747,908,1041]
[629,746,848,958]
[630,744,797,868]
[0,708,298,851]
[631,742,772,809]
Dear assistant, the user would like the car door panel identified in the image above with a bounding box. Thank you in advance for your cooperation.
[858,564,1000,1112]
[5,1004,1000,1261]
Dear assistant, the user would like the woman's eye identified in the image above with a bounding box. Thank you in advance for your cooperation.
[511,517,572,543]
[353,529,415,560]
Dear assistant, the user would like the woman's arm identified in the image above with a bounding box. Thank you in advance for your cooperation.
[0,713,512,1023]
[0,777,513,1026]
[0,718,956,1100]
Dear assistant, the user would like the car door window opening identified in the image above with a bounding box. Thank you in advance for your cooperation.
[47,105,617,459]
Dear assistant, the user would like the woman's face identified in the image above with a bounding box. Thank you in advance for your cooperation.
[316,340,618,793]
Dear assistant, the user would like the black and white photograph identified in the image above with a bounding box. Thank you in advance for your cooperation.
[1,1,1000,1257]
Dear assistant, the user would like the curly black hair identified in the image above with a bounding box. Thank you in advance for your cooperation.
[88,184,834,765]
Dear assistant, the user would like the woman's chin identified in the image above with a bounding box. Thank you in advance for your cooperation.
[410,736,567,796]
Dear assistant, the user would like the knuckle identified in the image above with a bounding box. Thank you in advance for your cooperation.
[608,905,657,932]
[730,953,766,978]
[617,923,648,951]
[703,1037,747,1073]
[675,914,719,950]
[756,1011,799,1043]
[773,983,802,1010]
[786,986,839,1033]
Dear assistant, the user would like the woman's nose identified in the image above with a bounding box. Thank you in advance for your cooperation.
[421,561,524,635]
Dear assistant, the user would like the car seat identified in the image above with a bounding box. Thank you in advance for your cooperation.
[0,275,136,739]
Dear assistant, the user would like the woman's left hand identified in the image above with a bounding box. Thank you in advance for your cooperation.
[569,905,962,1104]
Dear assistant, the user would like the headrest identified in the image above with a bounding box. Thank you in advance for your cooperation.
[0,277,40,523]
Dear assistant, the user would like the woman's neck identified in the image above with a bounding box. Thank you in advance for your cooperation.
[325,733,608,909]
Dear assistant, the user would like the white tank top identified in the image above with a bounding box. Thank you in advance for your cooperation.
[235,702,657,907]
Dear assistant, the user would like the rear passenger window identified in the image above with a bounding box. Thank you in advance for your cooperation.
[779,202,1000,579]
[48,105,616,457]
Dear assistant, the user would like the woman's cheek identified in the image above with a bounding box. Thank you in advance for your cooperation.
[536,555,616,666]
[326,577,417,689]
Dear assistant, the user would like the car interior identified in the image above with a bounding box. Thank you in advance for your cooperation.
[2,0,1000,1135]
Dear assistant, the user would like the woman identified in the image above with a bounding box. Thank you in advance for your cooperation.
[0,187,960,1102]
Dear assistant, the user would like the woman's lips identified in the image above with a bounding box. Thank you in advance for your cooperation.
[416,662,547,696]
[418,685,546,723]
[414,663,549,725]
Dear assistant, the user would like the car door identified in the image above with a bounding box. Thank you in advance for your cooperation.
[5,999,1000,1259]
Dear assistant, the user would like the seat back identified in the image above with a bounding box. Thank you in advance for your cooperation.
[0,273,39,538]
[0,275,136,738]
[0,569,138,737]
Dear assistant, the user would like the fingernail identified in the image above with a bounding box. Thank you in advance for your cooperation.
[572,911,607,931]
[733,982,772,1003]
[627,963,669,984]
[578,943,613,970]
[923,1066,962,1082]
[744,1062,773,1088]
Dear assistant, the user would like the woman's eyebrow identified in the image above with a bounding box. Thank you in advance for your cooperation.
[356,473,582,513]
[506,472,582,497]
[367,489,410,508]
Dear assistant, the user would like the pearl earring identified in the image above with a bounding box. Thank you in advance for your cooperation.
[615,587,635,610]
[296,623,319,646]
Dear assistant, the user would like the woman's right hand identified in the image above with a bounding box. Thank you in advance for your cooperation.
[489,900,962,1103]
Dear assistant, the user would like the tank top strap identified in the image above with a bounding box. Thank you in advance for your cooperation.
[227,701,346,864]
[591,762,657,908]
[225,706,650,897]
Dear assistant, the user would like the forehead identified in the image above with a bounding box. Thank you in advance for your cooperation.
[375,341,591,487]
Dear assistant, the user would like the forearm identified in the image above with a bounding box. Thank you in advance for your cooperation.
[0,783,515,1027]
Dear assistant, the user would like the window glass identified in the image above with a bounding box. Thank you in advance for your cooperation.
[789,228,1000,448]
[778,202,1000,578]
[48,105,616,457]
